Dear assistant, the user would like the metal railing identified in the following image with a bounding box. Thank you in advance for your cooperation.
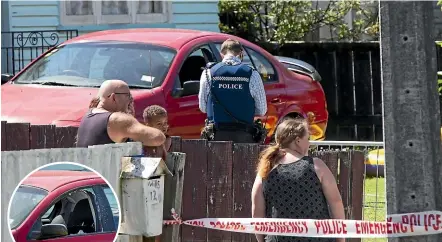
[1,30,78,74]
[310,140,383,147]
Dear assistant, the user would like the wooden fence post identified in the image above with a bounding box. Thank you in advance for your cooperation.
[232,143,261,242]
[1,121,7,151]
[161,152,186,242]
[181,139,208,242]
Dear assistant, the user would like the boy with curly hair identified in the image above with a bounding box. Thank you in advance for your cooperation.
[143,105,172,152]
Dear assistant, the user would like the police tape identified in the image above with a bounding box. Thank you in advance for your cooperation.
[163,209,442,238]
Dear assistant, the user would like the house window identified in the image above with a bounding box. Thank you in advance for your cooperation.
[60,1,170,25]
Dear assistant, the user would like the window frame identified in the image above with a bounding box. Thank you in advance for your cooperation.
[60,1,172,26]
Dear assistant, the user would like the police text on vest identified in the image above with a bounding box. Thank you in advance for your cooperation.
[219,83,243,89]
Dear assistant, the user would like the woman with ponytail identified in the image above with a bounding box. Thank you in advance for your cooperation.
[251,117,345,242]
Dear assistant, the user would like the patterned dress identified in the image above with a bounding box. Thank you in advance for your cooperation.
[262,156,335,242]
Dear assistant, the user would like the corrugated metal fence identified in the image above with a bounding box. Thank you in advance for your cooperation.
[1,122,367,242]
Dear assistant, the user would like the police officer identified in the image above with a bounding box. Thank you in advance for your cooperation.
[198,39,267,143]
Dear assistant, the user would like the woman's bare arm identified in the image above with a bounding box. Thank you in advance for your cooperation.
[313,158,345,242]
[251,175,266,242]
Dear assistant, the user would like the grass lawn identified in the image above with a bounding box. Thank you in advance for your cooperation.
[361,177,386,242]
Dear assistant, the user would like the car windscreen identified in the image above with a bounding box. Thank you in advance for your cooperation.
[13,41,176,89]
[9,186,48,229]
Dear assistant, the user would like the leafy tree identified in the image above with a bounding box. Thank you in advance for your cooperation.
[219,0,379,44]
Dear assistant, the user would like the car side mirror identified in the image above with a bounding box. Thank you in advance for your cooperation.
[1,73,13,84]
[182,81,200,96]
[39,224,68,240]
[172,80,200,97]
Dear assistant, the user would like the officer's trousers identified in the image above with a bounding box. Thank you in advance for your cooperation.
[213,130,255,143]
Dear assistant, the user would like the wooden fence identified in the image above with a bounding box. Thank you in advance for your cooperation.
[261,42,383,142]
[169,137,364,242]
[1,121,365,242]
[261,41,442,141]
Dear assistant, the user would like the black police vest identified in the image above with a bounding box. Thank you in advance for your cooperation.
[208,62,255,125]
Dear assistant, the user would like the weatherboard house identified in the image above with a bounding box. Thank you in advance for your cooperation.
[1,0,220,74]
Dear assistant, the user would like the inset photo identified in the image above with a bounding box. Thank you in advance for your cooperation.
[8,162,121,242]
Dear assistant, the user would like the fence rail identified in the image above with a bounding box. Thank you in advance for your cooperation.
[1,30,78,74]
[311,140,383,146]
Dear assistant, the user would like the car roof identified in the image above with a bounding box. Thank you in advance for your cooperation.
[62,28,228,50]
[21,170,102,192]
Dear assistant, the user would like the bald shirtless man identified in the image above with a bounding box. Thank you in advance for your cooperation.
[76,80,165,147]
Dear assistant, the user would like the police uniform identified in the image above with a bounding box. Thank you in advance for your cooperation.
[202,61,257,143]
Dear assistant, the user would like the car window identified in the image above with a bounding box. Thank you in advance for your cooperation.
[192,45,217,63]
[9,186,48,230]
[178,44,217,96]
[245,47,278,82]
[214,43,253,67]
[103,185,119,228]
[13,42,177,89]
[27,185,118,240]
[214,43,277,82]
[41,204,54,219]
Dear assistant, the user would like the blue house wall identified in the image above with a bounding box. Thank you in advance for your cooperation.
[6,1,220,32]
[1,0,220,73]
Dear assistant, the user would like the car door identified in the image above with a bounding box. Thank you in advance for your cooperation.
[165,41,218,139]
[212,42,287,133]
[27,185,117,242]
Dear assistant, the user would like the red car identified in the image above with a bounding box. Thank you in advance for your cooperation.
[1,28,328,141]
[9,170,119,242]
